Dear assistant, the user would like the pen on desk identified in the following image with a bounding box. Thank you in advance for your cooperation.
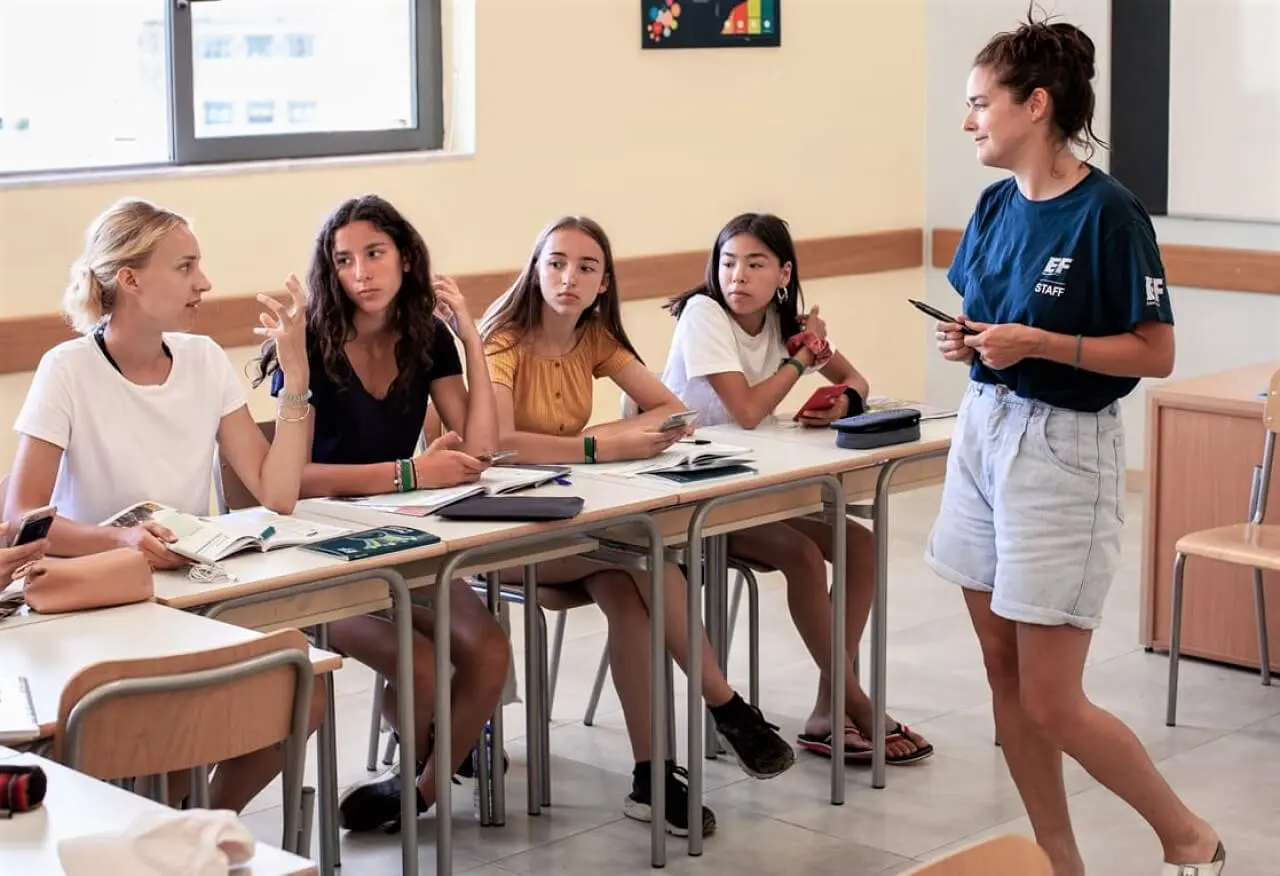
[679,439,711,445]
[553,476,573,486]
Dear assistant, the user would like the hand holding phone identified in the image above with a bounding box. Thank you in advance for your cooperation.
[658,410,698,433]
[9,505,55,548]
[476,450,519,464]
[908,298,979,335]
[794,384,848,422]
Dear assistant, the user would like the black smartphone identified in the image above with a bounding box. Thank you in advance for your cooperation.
[908,298,978,335]
[10,505,55,547]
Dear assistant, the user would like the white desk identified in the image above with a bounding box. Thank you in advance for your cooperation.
[0,602,340,736]
[0,752,316,875]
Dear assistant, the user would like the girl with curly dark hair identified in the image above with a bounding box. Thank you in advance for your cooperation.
[256,194,508,833]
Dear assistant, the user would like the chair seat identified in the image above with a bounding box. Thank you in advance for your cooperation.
[1176,523,1280,571]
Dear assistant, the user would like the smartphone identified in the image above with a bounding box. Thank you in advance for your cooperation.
[658,410,699,432]
[477,450,519,464]
[10,504,55,547]
[908,298,978,335]
[794,384,848,421]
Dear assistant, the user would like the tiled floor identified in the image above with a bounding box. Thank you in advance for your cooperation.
[241,486,1279,874]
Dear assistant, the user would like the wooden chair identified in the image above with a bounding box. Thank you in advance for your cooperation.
[906,835,1052,875]
[214,419,276,515]
[54,628,315,856]
[1167,366,1280,726]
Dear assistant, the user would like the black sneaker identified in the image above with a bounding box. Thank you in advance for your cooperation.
[710,695,795,779]
[623,761,716,838]
[338,767,430,832]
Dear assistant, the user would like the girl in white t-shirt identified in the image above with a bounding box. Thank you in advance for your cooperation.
[660,212,933,765]
[5,197,322,812]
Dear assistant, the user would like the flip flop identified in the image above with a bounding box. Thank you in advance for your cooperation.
[796,726,873,762]
[1162,841,1226,875]
[884,722,934,765]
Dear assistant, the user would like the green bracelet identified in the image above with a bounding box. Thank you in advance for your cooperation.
[584,435,598,464]
[781,356,805,377]
[399,459,415,492]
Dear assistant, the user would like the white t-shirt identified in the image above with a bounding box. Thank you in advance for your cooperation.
[14,333,247,525]
[661,294,822,428]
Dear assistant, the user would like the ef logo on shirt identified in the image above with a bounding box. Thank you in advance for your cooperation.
[1144,276,1165,306]
[1035,256,1072,297]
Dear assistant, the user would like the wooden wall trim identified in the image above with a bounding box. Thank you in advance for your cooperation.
[0,228,923,376]
[930,227,1280,296]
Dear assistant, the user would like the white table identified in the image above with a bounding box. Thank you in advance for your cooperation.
[0,602,340,736]
[0,751,316,875]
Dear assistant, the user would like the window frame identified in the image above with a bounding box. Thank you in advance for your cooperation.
[170,0,443,165]
[0,0,444,178]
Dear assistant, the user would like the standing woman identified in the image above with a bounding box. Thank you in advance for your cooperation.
[928,13,1224,876]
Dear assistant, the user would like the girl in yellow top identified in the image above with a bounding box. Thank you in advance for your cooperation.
[481,216,794,839]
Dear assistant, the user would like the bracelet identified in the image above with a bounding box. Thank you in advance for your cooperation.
[276,404,311,423]
[277,388,312,405]
[1073,334,1083,369]
[781,356,805,378]
[583,435,598,464]
[399,459,416,492]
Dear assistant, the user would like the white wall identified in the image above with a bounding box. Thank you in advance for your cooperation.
[923,0,1280,473]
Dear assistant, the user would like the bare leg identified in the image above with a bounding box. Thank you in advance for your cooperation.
[1016,619,1221,868]
[507,557,655,759]
[964,589,1082,876]
[728,520,927,759]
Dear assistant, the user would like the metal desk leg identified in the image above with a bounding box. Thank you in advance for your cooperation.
[201,568,418,876]
[522,565,543,816]
[868,448,949,790]
[313,624,341,873]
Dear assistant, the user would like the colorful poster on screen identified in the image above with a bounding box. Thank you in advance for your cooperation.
[641,0,781,50]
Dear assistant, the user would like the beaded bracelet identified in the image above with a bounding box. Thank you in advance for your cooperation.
[781,356,805,378]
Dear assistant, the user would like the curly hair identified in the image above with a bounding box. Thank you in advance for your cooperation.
[253,194,438,408]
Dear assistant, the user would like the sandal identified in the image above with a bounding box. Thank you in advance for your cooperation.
[884,722,934,764]
[1161,841,1226,875]
[796,726,874,762]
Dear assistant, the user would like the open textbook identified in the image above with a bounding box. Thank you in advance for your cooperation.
[0,676,39,744]
[304,465,573,519]
[101,502,349,566]
[614,440,755,477]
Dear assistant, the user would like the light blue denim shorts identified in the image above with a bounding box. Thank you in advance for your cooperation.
[924,382,1126,630]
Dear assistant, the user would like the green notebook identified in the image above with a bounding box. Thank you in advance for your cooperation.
[301,525,441,561]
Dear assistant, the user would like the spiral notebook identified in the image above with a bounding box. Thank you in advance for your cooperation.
[0,676,40,744]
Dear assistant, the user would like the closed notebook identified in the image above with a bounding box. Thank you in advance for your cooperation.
[301,525,441,561]
[0,676,40,744]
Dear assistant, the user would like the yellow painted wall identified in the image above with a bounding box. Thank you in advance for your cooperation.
[0,0,926,466]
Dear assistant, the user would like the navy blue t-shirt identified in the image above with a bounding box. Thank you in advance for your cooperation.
[947,166,1174,412]
[271,317,463,464]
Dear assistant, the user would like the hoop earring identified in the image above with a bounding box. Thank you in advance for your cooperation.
[775,286,789,303]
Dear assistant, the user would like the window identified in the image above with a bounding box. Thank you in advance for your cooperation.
[203,101,234,126]
[286,34,315,58]
[246,101,275,124]
[0,0,444,176]
[244,34,274,58]
[200,36,233,59]
[288,100,318,124]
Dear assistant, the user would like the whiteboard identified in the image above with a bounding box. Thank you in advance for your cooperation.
[1168,0,1280,223]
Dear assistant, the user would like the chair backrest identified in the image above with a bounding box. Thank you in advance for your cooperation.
[214,419,276,514]
[905,835,1052,876]
[53,628,312,781]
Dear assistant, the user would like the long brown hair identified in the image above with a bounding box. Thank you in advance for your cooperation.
[666,212,805,339]
[479,216,642,361]
[253,194,438,408]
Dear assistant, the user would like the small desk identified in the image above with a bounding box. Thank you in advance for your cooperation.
[0,751,317,875]
[0,602,340,737]
[1142,361,1280,671]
